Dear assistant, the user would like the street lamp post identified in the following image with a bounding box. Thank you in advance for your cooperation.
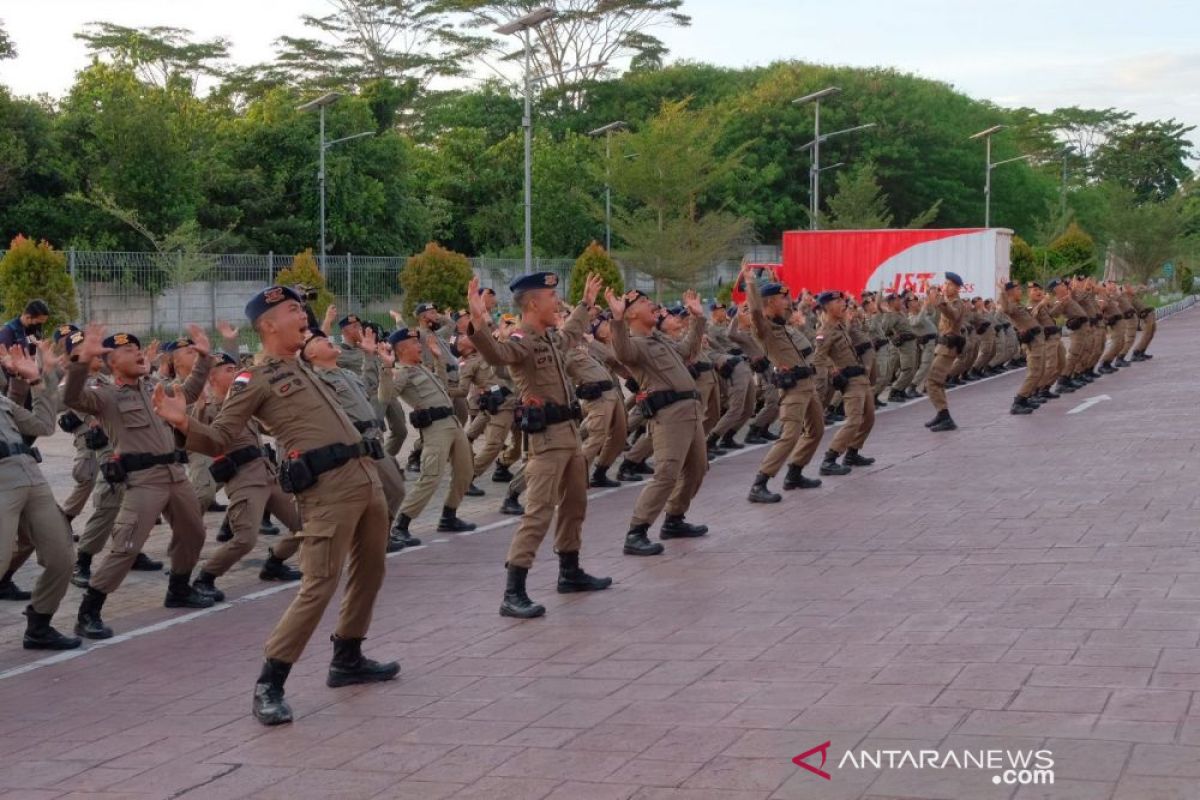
[297,92,374,276]
[588,121,628,251]
[969,125,1005,228]
[793,87,844,230]
[797,122,876,225]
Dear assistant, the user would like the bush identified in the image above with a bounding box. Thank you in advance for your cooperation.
[1009,235,1036,284]
[1180,265,1194,295]
[0,235,79,328]
[1048,222,1096,275]
[400,242,472,320]
[568,242,623,308]
[275,248,334,322]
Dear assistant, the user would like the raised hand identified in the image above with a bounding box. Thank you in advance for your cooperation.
[583,272,603,306]
[7,345,38,381]
[683,289,703,317]
[466,275,488,323]
[215,320,239,340]
[36,339,61,376]
[605,288,626,320]
[321,304,337,334]
[76,323,111,362]
[152,382,189,429]
[360,326,378,352]
[376,342,395,367]
[186,323,211,356]
[144,339,160,365]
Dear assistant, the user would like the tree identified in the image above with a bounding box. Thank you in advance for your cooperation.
[608,99,753,296]
[1047,222,1096,274]
[274,1,486,98]
[399,242,472,318]
[275,248,335,322]
[451,0,690,93]
[1103,186,1191,283]
[0,19,15,60]
[0,236,79,328]
[1009,235,1035,283]
[1092,120,1196,204]
[568,242,622,307]
[824,161,940,229]
[74,23,230,89]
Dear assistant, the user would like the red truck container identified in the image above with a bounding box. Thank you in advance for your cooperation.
[765,228,1013,300]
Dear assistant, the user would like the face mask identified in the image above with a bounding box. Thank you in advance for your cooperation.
[24,323,42,336]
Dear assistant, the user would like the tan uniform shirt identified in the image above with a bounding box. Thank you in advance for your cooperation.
[998,293,1039,335]
[610,315,706,423]
[814,320,864,373]
[0,378,56,488]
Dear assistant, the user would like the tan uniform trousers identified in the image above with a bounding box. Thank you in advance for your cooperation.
[1102,321,1126,363]
[465,408,489,441]
[78,480,123,556]
[712,364,755,439]
[696,371,720,435]
[1087,323,1105,369]
[890,341,918,392]
[0,483,73,614]
[972,334,996,372]
[759,388,824,476]
[64,438,98,519]
[925,345,957,412]
[1136,315,1157,352]
[506,445,586,569]
[89,475,207,594]
[829,378,875,453]
[264,464,387,663]
[626,425,654,464]
[400,418,471,519]
[913,341,936,392]
[188,453,220,512]
[1120,317,1138,356]
[951,335,978,378]
[580,394,626,470]
[472,409,516,478]
[872,346,893,396]
[4,521,35,575]
[204,478,301,577]
[376,450,407,519]
[631,402,707,527]
[1018,338,1046,398]
[1065,329,1086,376]
[384,399,408,457]
[751,379,781,429]
[1040,336,1064,388]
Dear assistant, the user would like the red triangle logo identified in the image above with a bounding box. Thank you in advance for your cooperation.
[793,740,833,780]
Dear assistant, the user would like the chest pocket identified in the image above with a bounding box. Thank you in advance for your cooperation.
[273,377,306,399]
[649,341,680,372]
[117,396,150,428]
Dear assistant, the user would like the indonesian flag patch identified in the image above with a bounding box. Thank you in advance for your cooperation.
[230,371,253,395]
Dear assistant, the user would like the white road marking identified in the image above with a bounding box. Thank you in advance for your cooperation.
[1067,395,1112,415]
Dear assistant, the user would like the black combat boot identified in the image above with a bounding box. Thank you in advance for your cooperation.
[888,389,908,404]
[635,460,655,474]
[590,464,620,488]
[1098,361,1116,374]
[327,635,400,687]
[832,405,845,422]
[260,549,303,581]
[557,552,612,593]
[252,659,294,726]
[719,431,744,450]
[743,426,768,445]
[437,505,476,533]
[874,396,888,408]
[387,514,421,552]
[406,450,421,473]
[748,473,782,504]
[617,460,644,482]
[661,514,708,539]
[260,512,280,536]
[0,570,31,601]
[164,571,216,609]
[905,387,921,399]
[843,449,875,467]
[192,570,226,603]
[491,462,514,483]
[208,500,228,512]
[500,565,546,617]
[819,450,851,475]
[1130,351,1147,362]
[760,426,780,441]
[706,434,726,459]
[1114,356,1131,367]
[500,493,524,515]
[131,552,163,571]
[1038,386,1060,400]
[71,551,92,588]
[1010,396,1034,415]
[216,517,233,542]
[1055,378,1076,394]
[75,587,113,639]
[23,606,81,651]
[783,464,822,490]
[928,410,957,432]
[623,524,664,556]
[465,482,485,498]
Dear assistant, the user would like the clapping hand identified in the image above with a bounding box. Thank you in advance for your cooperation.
[151,383,189,429]
[682,289,703,317]
[604,288,626,320]
[186,323,211,356]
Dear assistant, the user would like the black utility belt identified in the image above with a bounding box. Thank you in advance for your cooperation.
[279,440,375,494]
[1066,317,1087,330]
[353,419,380,434]
[1138,308,1154,319]
[1043,325,1061,337]
[688,362,714,377]
[830,365,866,392]
[0,440,40,462]
[209,445,271,483]
[872,338,888,349]
[749,356,770,373]
[637,389,699,419]
[728,348,744,356]
[101,449,187,484]
[58,411,85,434]
[854,341,874,356]
[976,322,992,334]
[1018,326,1043,344]
[516,400,581,433]
[938,334,966,351]
[918,333,936,345]
[1090,316,1102,325]
[1106,315,1122,326]
[409,406,453,429]
[771,365,813,390]
[575,380,614,401]
[893,333,916,344]
[1122,310,1135,319]
[718,356,743,379]
[481,386,513,413]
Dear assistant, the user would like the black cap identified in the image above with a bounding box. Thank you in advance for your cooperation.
[945,272,964,287]
[508,272,560,293]
[53,324,79,342]
[337,314,362,328]
[388,328,419,345]
[245,286,303,323]
[102,333,141,349]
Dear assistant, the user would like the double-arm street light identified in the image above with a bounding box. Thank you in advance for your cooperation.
[297,92,375,275]
[969,124,1030,228]
[588,120,628,251]
[793,88,876,230]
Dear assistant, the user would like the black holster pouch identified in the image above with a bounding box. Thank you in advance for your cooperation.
[58,411,85,434]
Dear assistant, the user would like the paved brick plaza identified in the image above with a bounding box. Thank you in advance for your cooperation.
[1,309,1198,800]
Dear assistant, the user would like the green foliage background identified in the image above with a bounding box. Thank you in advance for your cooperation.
[0,235,80,328]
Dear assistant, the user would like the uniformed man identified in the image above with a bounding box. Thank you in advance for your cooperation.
[562,314,624,487]
[606,286,711,555]
[707,302,756,451]
[742,265,825,503]
[1046,278,1088,393]
[381,328,475,542]
[190,351,303,599]
[151,285,398,727]
[467,272,611,618]
[923,274,969,431]
[1030,283,1063,401]
[997,281,1045,415]
[878,293,918,403]
[65,325,215,640]
[0,342,80,649]
[163,336,225,514]
[0,299,49,351]
[1114,283,1138,367]
[814,291,877,471]
[1130,286,1156,360]
[907,294,937,396]
[581,316,631,487]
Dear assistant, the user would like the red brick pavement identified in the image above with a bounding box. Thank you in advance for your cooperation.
[2,311,1199,799]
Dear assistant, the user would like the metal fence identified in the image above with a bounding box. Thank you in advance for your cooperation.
[0,245,781,338]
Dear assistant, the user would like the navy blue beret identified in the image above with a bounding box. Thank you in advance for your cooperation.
[53,323,79,343]
[64,331,85,354]
[163,337,195,353]
[413,303,438,315]
[213,352,238,367]
[245,285,303,323]
[760,282,788,297]
[337,314,362,328]
[815,291,842,306]
[1047,279,1061,291]
[1004,281,1019,291]
[102,332,141,350]
[944,272,964,287]
[508,272,560,293]
[388,327,419,345]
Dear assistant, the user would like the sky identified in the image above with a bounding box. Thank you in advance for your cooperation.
[1,0,1197,144]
